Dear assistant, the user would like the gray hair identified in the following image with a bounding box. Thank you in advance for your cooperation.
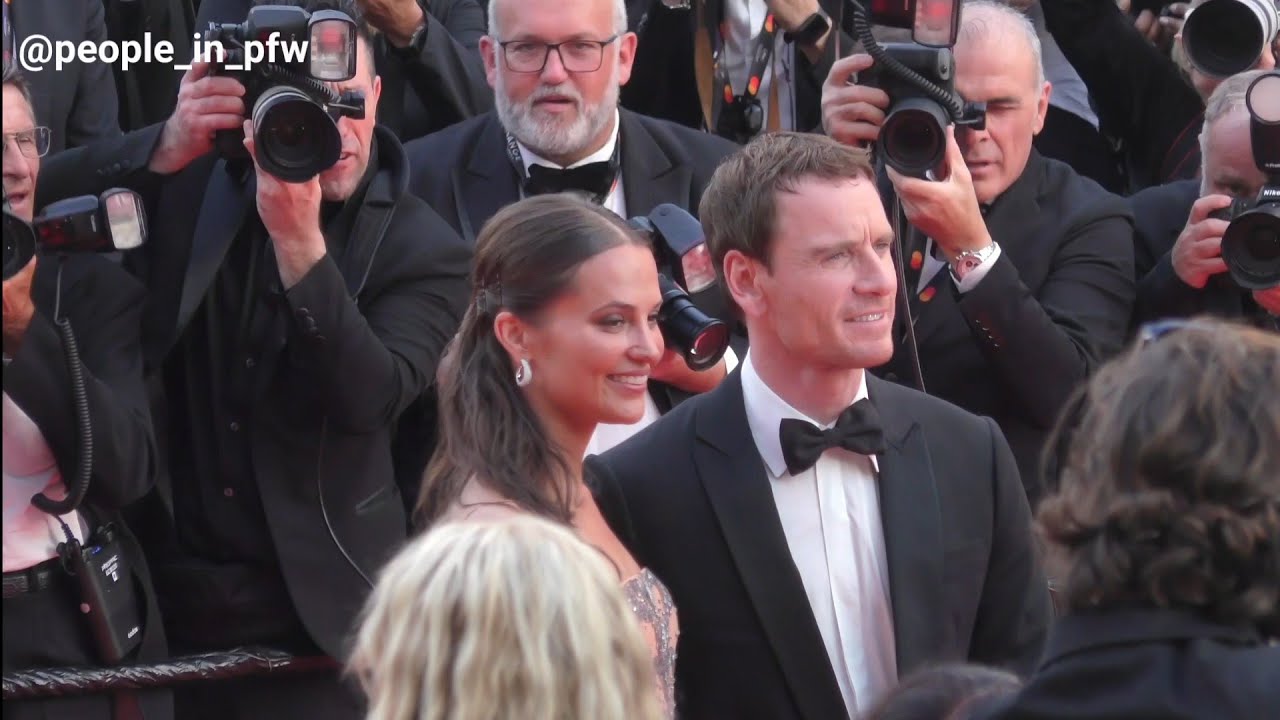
[1199,68,1269,184]
[488,0,628,39]
[958,0,1046,89]
[1,63,35,112]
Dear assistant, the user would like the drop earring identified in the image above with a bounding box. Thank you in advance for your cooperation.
[515,358,532,387]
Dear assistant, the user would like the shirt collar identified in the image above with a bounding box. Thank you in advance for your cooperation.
[741,350,878,478]
[517,110,621,171]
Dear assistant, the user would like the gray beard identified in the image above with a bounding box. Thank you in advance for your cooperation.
[495,73,620,162]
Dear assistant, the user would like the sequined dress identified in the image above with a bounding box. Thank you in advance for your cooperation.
[622,568,680,718]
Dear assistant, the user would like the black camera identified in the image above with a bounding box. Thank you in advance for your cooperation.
[3,188,147,281]
[852,0,987,179]
[1182,0,1278,78]
[204,5,366,182]
[629,204,731,371]
[1212,72,1280,290]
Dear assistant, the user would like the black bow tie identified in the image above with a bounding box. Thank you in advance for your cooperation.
[778,399,886,476]
[525,161,615,200]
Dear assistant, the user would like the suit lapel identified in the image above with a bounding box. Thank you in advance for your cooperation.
[619,111,694,218]
[175,159,255,341]
[865,376,946,673]
[694,372,849,720]
[454,114,520,242]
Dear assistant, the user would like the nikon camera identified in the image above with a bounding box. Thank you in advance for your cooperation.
[1212,71,1280,290]
[852,0,987,179]
[204,5,366,182]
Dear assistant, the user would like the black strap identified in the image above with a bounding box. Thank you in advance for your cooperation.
[503,130,622,206]
[709,6,779,141]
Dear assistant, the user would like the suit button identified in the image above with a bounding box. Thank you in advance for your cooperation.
[229,420,241,432]
[885,373,899,382]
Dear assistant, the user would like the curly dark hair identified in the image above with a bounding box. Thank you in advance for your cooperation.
[1036,318,1280,637]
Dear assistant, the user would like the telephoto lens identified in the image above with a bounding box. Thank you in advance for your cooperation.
[657,274,730,371]
[1182,0,1279,78]
[1221,202,1280,290]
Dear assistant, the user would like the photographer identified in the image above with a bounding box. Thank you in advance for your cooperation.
[2,66,170,720]
[40,2,473,718]
[821,0,1136,504]
[1132,69,1280,330]
[195,0,493,141]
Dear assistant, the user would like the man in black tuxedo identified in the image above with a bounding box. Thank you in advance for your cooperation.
[31,3,472,718]
[1132,69,1280,331]
[587,131,1052,720]
[3,0,122,153]
[822,1,1135,505]
[405,0,743,454]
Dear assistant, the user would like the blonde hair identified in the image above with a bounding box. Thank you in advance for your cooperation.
[347,515,664,720]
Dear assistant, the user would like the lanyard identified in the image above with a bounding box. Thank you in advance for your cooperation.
[713,9,779,109]
[503,131,623,206]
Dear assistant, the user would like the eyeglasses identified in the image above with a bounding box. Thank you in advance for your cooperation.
[497,36,620,73]
[2,127,51,159]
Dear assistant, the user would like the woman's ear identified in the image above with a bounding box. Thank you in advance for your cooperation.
[492,310,532,366]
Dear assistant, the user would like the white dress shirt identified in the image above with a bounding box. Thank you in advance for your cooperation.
[722,0,797,131]
[516,110,628,217]
[741,351,898,716]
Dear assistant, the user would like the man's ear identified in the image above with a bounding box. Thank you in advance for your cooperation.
[723,250,767,320]
[492,310,532,367]
[480,35,499,89]
[1031,80,1052,136]
[616,32,639,87]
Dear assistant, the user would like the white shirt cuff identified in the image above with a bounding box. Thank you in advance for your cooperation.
[953,244,1002,293]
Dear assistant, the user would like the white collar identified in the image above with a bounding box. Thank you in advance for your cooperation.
[741,350,879,478]
[517,110,621,171]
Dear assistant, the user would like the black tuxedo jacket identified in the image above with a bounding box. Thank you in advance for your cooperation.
[403,107,739,242]
[586,370,1053,720]
[875,150,1136,505]
[8,0,122,154]
[622,0,853,136]
[51,123,472,660]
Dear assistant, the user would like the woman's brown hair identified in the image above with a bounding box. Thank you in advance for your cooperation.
[1037,319,1280,637]
[415,194,650,528]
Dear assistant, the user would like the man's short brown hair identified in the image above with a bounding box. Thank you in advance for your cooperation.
[698,132,878,313]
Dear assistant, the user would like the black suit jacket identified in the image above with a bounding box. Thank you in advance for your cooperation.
[976,611,1280,720]
[403,107,739,242]
[623,0,851,136]
[78,123,472,659]
[875,151,1136,505]
[3,254,170,716]
[8,0,122,154]
[586,370,1053,720]
[195,0,491,142]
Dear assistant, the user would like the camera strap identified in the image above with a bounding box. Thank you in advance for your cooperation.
[698,1,782,141]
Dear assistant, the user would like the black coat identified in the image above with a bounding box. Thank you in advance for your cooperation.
[195,0,492,142]
[7,0,122,154]
[403,107,739,241]
[874,150,1136,505]
[51,122,473,660]
[586,370,1052,720]
[3,253,170,718]
[975,610,1280,720]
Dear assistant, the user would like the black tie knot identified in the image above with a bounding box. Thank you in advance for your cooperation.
[778,399,886,476]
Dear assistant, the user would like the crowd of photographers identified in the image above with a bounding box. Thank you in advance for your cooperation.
[2,0,1277,719]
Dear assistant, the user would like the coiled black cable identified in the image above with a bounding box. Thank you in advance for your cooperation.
[31,259,93,517]
[848,1,963,119]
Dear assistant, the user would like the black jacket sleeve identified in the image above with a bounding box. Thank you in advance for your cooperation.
[957,212,1136,431]
[4,256,156,510]
[388,0,492,132]
[1039,0,1204,185]
[63,0,124,150]
[277,198,472,434]
[970,416,1055,675]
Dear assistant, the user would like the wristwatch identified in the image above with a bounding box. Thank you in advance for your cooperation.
[783,11,832,46]
[949,242,998,283]
[390,10,429,58]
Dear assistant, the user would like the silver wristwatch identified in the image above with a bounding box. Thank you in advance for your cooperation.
[950,242,998,283]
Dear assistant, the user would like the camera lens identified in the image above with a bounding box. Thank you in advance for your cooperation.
[252,86,343,183]
[2,209,38,281]
[657,275,730,371]
[880,97,951,179]
[1221,204,1280,290]
[1182,0,1275,78]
